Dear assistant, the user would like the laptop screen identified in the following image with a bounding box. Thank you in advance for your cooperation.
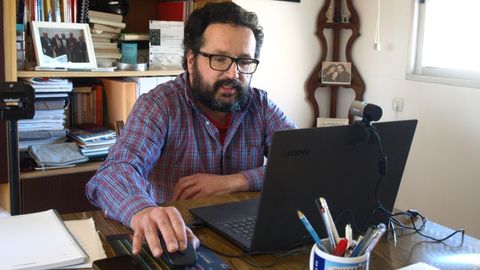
[191,120,417,252]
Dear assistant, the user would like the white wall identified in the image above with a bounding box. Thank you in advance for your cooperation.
[236,0,480,238]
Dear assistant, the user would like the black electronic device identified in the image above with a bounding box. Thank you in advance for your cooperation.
[0,82,35,120]
[191,120,417,252]
[92,255,143,270]
[159,237,198,268]
[0,82,35,215]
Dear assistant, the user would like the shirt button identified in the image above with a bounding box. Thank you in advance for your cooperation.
[206,121,210,125]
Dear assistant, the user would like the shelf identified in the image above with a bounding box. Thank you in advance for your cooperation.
[20,161,101,180]
[17,69,184,78]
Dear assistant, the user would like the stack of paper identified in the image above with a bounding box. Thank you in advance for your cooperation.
[62,218,107,269]
[19,78,72,151]
[0,210,88,270]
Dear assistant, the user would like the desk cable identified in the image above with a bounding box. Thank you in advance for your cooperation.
[367,124,465,244]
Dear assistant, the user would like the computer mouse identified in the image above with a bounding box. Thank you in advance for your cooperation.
[159,236,197,267]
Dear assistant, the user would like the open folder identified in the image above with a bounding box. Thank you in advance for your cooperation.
[0,209,88,270]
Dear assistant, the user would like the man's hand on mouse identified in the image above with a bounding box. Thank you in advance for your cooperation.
[130,206,200,257]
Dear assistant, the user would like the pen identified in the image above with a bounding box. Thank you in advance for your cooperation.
[315,198,336,251]
[333,238,348,256]
[360,223,387,255]
[345,235,363,257]
[345,224,352,248]
[351,225,375,257]
[319,197,340,245]
[296,210,326,252]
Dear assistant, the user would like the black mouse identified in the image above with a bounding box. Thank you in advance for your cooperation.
[158,236,197,268]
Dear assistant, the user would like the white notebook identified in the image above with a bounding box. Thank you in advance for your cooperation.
[0,209,88,270]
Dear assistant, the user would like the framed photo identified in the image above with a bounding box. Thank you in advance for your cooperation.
[321,61,352,85]
[31,21,97,69]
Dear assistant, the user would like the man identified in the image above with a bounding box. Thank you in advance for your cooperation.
[66,32,78,62]
[86,2,296,258]
[40,32,54,58]
[52,33,67,57]
[335,63,351,83]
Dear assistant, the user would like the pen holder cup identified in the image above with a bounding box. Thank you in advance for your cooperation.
[309,240,370,270]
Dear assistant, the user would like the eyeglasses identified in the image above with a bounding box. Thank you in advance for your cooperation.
[197,51,259,74]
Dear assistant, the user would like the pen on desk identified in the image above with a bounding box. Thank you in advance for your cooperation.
[297,210,326,252]
[360,223,387,255]
[315,198,336,251]
[319,197,340,245]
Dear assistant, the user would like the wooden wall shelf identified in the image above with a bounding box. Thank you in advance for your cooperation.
[306,0,365,126]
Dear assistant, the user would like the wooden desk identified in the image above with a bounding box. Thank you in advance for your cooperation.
[63,192,480,270]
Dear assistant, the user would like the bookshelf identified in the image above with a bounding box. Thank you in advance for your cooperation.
[0,0,185,214]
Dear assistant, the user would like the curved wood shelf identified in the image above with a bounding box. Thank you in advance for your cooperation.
[306,0,365,126]
[17,69,184,78]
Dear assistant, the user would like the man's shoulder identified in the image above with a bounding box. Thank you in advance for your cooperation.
[249,87,269,101]
[137,74,187,107]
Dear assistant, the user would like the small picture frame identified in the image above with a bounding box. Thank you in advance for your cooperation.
[31,21,97,69]
[321,61,352,85]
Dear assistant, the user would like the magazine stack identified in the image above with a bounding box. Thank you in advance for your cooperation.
[68,125,116,160]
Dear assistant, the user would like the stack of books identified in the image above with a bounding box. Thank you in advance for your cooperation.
[19,78,73,151]
[88,10,125,67]
[68,125,117,159]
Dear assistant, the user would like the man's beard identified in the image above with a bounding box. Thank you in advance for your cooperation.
[191,62,249,112]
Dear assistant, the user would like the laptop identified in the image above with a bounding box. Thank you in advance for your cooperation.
[190,120,417,252]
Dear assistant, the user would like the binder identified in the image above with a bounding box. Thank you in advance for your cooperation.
[0,209,88,270]
[102,78,137,129]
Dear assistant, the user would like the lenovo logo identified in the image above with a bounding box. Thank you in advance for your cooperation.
[283,149,311,157]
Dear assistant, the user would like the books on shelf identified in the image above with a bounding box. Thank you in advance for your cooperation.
[91,23,122,34]
[0,209,88,270]
[88,17,126,29]
[88,10,123,22]
[68,125,116,158]
[71,84,104,126]
[102,78,137,129]
[91,32,119,40]
[69,127,116,143]
[23,77,74,93]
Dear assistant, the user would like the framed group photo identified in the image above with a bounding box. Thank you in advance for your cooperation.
[321,61,352,85]
[31,21,97,69]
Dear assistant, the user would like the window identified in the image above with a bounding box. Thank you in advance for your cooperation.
[408,0,480,88]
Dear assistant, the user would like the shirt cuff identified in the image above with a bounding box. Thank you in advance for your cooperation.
[241,167,265,191]
[113,195,158,227]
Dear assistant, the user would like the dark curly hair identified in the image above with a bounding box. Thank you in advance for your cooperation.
[182,2,264,70]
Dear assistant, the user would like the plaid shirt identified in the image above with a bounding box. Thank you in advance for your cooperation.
[86,73,296,226]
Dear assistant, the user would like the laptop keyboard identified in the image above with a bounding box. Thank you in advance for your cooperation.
[218,216,256,241]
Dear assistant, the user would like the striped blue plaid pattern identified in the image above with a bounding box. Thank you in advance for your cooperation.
[86,73,296,226]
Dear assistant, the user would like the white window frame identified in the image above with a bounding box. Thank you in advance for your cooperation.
[407,0,480,89]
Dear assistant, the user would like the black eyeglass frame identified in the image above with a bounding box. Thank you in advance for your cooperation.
[196,51,260,74]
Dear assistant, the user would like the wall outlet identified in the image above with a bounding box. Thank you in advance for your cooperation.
[392,97,404,112]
